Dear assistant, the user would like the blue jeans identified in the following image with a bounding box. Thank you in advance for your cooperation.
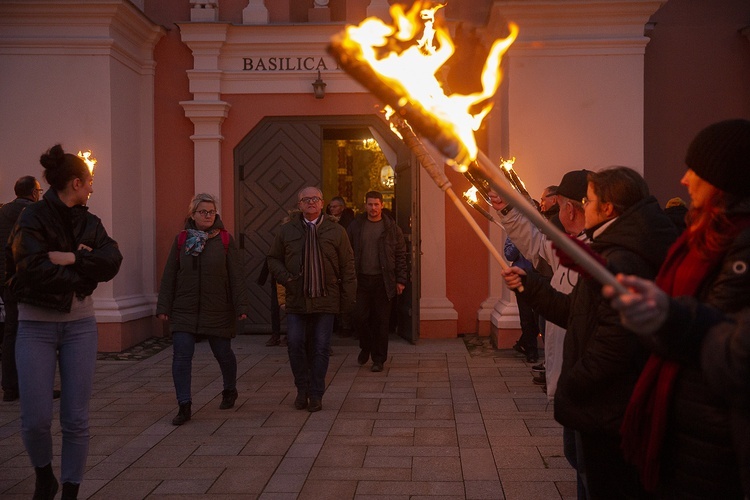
[286,313,334,399]
[16,317,98,484]
[172,332,236,404]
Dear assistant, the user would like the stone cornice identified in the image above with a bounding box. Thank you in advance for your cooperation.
[0,1,165,72]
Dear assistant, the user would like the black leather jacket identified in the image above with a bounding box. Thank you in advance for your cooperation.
[6,189,122,312]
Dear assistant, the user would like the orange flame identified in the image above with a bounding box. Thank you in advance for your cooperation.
[77,150,97,175]
[342,2,517,170]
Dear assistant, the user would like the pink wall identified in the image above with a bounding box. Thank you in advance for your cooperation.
[644,0,750,206]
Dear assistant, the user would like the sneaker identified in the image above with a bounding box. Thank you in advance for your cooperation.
[307,398,322,412]
[525,348,539,364]
[219,388,238,410]
[512,341,526,356]
[294,392,308,410]
[371,363,383,373]
[357,350,369,366]
[532,362,545,371]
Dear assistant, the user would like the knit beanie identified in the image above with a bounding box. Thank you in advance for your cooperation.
[555,170,591,203]
[685,119,750,197]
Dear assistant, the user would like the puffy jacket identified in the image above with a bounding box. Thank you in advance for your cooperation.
[521,196,678,434]
[347,213,407,300]
[267,213,356,314]
[6,189,122,312]
[156,215,250,338]
[643,203,750,500]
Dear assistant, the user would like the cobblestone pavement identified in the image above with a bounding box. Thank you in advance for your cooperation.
[0,334,574,499]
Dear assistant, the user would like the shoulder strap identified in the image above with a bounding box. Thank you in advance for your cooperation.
[176,230,188,261]
[220,229,230,254]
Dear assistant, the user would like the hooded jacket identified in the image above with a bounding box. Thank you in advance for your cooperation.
[156,215,249,338]
[5,189,122,312]
[521,196,678,434]
[267,213,356,314]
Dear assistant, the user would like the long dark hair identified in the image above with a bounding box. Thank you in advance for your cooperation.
[39,144,88,192]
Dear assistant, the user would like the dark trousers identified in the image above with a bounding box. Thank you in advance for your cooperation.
[286,313,334,399]
[578,430,651,500]
[1,287,18,395]
[354,274,392,365]
[517,291,539,351]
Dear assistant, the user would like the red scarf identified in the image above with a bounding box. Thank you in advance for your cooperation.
[619,229,717,491]
[620,214,750,490]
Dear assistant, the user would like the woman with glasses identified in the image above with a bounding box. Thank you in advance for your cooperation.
[156,193,249,426]
[7,144,122,499]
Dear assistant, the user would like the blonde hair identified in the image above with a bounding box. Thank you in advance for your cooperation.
[187,193,218,217]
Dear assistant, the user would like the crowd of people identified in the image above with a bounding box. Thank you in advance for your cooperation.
[1,118,749,499]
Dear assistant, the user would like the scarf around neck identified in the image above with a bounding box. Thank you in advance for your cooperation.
[303,214,326,298]
[184,228,220,256]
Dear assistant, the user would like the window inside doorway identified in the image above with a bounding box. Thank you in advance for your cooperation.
[321,128,395,215]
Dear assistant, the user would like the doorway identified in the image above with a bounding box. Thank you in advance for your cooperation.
[234,115,420,343]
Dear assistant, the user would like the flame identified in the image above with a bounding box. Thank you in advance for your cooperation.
[500,157,515,173]
[341,2,518,169]
[77,150,97,175]
[464,186,479,204]
[383,106,403,139]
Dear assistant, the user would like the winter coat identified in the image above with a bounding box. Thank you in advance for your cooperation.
[521,196,678,434]
[347,213,407,300]
[643,204,750,499]
[156,215,249,338]
[0,197,33,284]
[5,189,122,312]
[267,213,356,314]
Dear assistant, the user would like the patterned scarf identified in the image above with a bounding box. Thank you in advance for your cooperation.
[303,214,326,298]
[184,228,220,256]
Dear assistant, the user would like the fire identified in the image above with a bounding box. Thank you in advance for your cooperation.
[334,1,518,169]
[77,150,97,175]
[464,186,479,204]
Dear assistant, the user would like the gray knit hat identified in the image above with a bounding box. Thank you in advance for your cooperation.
[685,119,750,197]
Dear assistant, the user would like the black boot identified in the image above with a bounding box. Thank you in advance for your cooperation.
[61,482,80,499]
[33,463,58,500]
[219,388,238,409]
[171,401,191,425]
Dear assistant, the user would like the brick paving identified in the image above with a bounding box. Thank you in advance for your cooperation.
[0,334,575,499]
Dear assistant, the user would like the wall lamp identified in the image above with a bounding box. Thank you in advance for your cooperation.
[312,70,326,99]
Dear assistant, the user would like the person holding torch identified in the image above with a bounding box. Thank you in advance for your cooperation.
[497,166,678,499]
[6,144,123,500]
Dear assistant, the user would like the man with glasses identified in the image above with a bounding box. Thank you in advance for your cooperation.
[0,176,43,402]
[267,186,356,412]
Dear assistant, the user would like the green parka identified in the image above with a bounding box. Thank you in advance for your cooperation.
[267,213,356,314]
[156,215,250,338]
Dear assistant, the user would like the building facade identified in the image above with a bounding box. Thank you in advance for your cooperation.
[1,0,748,351]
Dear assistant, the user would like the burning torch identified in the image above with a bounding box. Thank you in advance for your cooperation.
[328,1,627,294]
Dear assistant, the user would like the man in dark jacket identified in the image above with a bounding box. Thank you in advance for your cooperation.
[0,176,42,402]
[347,191,407,372]
[267,187,356,413]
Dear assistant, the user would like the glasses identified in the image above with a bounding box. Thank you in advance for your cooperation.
[582,197,594,206]
[299,196,322,204]
[195,209,217,217]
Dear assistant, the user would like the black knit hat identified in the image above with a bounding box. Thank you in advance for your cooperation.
[685,119,750,197]
[556,170,591,203]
